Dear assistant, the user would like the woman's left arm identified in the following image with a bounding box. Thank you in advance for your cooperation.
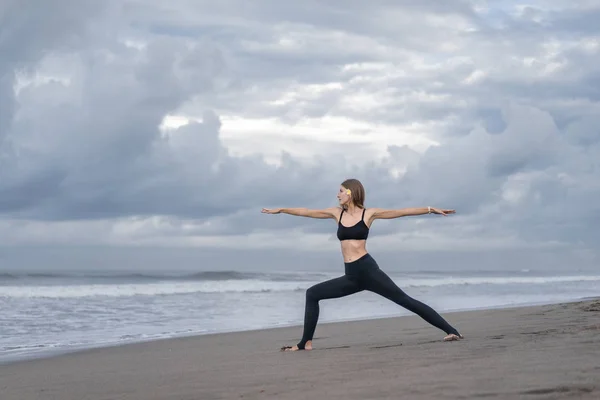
[369,207,455,220]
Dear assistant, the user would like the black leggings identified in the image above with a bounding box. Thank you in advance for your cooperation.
[297,253,460,349]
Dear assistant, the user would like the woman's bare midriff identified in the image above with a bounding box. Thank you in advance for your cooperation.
[340,239,368,263]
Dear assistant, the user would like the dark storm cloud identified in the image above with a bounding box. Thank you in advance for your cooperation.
[0,0,104,143]
[1,0,599,256]
[1,32,227,218]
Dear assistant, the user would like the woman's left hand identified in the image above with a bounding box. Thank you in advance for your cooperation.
[431,208,455,216]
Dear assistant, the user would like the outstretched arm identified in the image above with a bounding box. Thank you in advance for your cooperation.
[261,207,339,220]
[371,206,455,220]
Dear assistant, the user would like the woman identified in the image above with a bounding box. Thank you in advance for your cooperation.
[261,178,463,352]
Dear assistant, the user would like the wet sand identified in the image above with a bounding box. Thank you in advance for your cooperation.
[1,299,599,399]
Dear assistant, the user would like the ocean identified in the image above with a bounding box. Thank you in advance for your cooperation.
[1,264,599,363]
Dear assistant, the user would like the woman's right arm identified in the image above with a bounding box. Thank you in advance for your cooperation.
[261,207,339,220]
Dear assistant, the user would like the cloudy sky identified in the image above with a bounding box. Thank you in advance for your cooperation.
[1,0,599,272]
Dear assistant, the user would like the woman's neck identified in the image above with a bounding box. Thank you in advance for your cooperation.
[345,204,361,214]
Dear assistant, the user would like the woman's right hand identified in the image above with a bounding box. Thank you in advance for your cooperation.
[261,208,282,214]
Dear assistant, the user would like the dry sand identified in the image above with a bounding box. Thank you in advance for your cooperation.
[1,299,599,400]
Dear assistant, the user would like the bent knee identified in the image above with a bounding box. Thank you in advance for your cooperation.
[306,286,320,301]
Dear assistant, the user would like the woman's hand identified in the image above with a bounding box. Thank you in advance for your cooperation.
[261,208,282,214]
[430,207,455,216]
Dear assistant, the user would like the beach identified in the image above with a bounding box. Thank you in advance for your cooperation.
[1,298,599,400]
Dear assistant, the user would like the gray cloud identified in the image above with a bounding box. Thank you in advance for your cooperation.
[1,0,599,265]
[0,0,104,138]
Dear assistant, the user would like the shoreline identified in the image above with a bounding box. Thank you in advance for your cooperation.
[2,295,597,367]
[1,298,599,399]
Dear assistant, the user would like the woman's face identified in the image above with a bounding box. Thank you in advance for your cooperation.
[337,186,351,205]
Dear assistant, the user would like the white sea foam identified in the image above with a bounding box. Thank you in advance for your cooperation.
[2,275,599,298]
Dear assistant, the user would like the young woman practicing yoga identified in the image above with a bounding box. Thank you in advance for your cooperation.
[261,178,463,351]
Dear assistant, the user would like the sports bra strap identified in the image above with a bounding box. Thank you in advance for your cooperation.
[361,208,366,220]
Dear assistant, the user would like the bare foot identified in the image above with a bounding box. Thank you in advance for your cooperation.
[443,333,464,341]
[280,340,312,351]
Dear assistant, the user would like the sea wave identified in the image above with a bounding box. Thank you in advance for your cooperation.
[0,270,328,283]
[1,275,599,298]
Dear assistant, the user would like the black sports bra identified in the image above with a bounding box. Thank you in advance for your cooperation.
[337,208,369,241]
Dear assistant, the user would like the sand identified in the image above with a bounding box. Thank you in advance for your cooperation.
[1,299,599,400]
